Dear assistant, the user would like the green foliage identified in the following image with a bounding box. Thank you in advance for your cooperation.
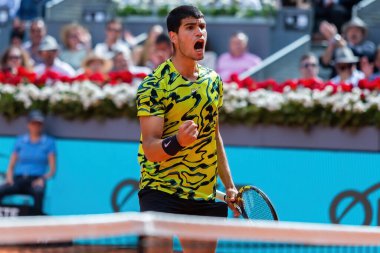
[117,5,153,17]
[157,5,170,17]
[0,93,27,120]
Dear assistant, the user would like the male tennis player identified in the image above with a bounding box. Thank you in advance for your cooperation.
[136,5,239,253]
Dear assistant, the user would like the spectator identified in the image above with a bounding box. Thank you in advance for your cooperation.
[22,18,47,65]
[9,25,25,48]
[75,52,112,85]
[111,51,151,75]
[299,52,323,81]
[59,23,89,70]
[93,18,131,60]
[216,31,262,81]
[313,0,360,35]
[146,33,173,70]
[361,45,380,81]
[1,45,32,72]
[0,110,56,215]
[0,46,35,85]
[330,46,364,86]
[319,17,376,78]
[34,35,76,77]
[132,24,164,67]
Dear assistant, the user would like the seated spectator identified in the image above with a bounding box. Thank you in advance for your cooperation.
[94,19,131,60]
[132,24,164,67]
[22,18,48,65]
[360,45,380,81]
[75,53,112,85]
[108,51,149,84]
[0,110,56,215]
[59,23,90,70]
[0,46,35,84]
[319,17,376,78]
[9,25,26,48]
[146,33,173,70]
[112,51,151,75]
[299,52,323,82]
[313,0,360,35]
[330,47,364,86]
[216,32,262,81]
[34,36,76,78]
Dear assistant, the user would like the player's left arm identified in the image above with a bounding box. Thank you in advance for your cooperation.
[216,120,240,217]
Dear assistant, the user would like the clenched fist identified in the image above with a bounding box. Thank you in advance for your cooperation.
[176,120,198,147]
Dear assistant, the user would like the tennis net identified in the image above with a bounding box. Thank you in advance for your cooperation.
[1,212,380,252]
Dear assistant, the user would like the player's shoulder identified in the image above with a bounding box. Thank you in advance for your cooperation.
[198,64,222,82]
[139,60,172,87]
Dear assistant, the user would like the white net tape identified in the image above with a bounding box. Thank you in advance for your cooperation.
[1,212,380,246]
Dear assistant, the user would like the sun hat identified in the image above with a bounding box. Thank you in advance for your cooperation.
[334,47,359,64]
[39,35,60,51]
[342,17,368,37]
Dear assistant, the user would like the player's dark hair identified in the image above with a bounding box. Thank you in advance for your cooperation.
[166,5,204,33]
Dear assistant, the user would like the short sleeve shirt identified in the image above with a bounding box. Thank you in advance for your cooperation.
[13,134,56,176]
[136,59,223,201]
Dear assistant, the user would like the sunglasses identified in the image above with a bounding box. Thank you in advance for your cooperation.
[8,55,21,60]
[301,63,317,68]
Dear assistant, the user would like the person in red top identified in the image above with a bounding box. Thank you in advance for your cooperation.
[0,46,36,85]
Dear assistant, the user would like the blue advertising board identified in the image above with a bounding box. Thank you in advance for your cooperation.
[0,136,379,225]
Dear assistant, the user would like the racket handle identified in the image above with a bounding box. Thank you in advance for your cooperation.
[216,190,226,202]
[216,190,243,215]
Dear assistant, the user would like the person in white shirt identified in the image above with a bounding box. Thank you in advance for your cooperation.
[330,46,364,86]
[93,18,131,60]
[34,35,76,78]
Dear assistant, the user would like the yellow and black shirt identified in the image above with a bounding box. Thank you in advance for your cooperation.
[136,59,223,201]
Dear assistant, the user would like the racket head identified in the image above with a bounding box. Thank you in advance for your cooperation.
[237,185,278,221]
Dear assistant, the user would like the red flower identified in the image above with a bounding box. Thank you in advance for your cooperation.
[283,79,298,91]
[88,72,108,84]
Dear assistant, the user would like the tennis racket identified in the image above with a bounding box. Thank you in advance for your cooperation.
[216,185,279,221]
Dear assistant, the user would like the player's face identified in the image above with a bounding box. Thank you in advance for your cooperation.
[171,17,207,61]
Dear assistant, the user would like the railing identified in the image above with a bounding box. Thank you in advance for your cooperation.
[239,34,310,81]
[352,0,377,17]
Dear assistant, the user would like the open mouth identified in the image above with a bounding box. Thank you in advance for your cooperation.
[194,40,205,51]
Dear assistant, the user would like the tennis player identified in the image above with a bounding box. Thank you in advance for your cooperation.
[136,5,239,253]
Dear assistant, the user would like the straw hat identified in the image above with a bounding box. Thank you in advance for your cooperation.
[82,53,112,73]
[342,17,368,36]
[334,47,359,64]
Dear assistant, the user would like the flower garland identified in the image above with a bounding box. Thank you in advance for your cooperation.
[1,74,380,129]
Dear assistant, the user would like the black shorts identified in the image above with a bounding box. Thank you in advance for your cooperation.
[138,188,228,218]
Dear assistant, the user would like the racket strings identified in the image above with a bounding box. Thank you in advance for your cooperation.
[241,190,275,220]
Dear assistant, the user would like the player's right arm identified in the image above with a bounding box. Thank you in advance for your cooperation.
[140,116,198,162]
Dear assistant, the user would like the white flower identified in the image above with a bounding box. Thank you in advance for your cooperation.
[0,84,17,94]
[14,92,32,108]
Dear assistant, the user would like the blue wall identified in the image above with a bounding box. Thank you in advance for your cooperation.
[1,136,379,225]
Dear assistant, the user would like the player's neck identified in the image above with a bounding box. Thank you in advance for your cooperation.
[171,56,198,81]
